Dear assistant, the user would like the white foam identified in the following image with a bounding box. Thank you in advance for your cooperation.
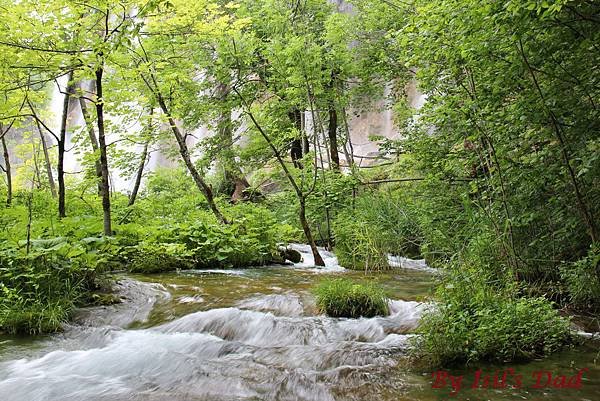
[236,293,305,317]
[287,243,345,271]
[177,295,205,304]
[387,255,437,272]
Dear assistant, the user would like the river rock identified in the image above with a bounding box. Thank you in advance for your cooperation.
[280,247,302,263]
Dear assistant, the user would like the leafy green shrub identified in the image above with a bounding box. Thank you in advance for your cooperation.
[415,268,572,367]
[560,245,600,309]
[122,204,293,272]
[333,215,389,270]
[128,242,195,273]
[314,278,390,318]
[0,239,101,334]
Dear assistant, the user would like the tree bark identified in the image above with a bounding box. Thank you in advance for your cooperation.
[216,83,249,202]
[326,72,340,171]
[32,139,42,187]
[299,200,325,266]
[57,71,74,218]
[128,141,149,206]
[95,67,112,236]
[341,107,355,167]
[1,135,11,206]
[518,40,597,243]
[78,81,103,196]
[34,117,57,197]
[327,101,340,171]
[154,89,228,224]
[289,108,304,168]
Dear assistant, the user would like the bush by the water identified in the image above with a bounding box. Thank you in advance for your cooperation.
[128,242,195,273]
[415,267,572,367]
[0,239,102,334]
[314,278,389,318]
[560,245,600,310]
[333,193,422,271]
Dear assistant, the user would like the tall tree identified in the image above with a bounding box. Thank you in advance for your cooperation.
[0,125,11,206]
[57,72,74,218]
[33,116,57,197]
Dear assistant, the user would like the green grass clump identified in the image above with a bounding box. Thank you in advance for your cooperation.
[314,278,389,318]
[0,299,72,335]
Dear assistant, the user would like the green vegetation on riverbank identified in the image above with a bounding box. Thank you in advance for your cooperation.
[0,174,296,334]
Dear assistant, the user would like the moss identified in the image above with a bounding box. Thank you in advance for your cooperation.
[89,293,122,306]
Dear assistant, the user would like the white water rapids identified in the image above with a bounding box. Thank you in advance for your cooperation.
[0,246,436,401]
[0,283,425,401]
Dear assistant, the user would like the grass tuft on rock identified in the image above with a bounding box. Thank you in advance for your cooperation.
[314,278,389,318]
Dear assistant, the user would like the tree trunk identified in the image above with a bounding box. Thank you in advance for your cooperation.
[95,67,112,236]
[289,108,304,169]
[301,111,310,155]
[78,81,103,196]
[34,118,57,197]
[128,141,149,206]
[341,107,355,167]
[328,101,340,170]
[326,72,340,170]
[1,135,11,206]
[518,41,597,243]
[300,200,326,267]
[155,90,228,224]
[58,71,74,218]
[32,139,42,187]
[215,83,249,202]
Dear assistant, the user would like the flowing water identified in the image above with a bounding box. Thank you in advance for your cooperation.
[0,248,598,401]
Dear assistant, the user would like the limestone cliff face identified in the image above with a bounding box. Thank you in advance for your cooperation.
[340,81,425,167]
[328,0,426,167]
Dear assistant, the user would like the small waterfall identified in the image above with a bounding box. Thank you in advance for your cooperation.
[387,255,437,272]
[287,243,345,271]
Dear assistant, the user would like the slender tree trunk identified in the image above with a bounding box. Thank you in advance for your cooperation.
[518,41,597,243]
[301,111,310,155]
[299,200,325,266]
[154,90,228,224]
[1,135,11,206]
[78,81,103,196]
[289,108,304,169]
[128,141,149,206]
[326,73,340,171]
[216,83,249,202]
[26,185,33,254]
[34,117,57,197]
[32,139,42,188]
[95,67,112,236]
[327,103,340,171]
[237,90,325,266]
[58,71,74,218]
[341,107,355,167]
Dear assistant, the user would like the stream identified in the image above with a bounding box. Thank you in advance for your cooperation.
[0,246,598,401]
